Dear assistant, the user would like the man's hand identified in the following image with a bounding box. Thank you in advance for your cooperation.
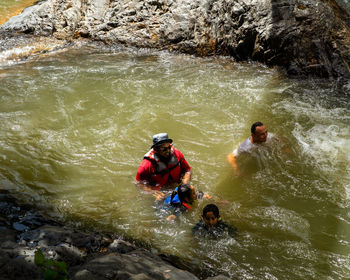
[227,153,238,170]
[135,181,159,193]
[181,171,191,184]
[153,191,166,201]
[166,214,177,221]
[203,193,212,199]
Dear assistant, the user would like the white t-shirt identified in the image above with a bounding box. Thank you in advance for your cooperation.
[233,133,275,157]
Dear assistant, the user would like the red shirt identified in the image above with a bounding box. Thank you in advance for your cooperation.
[136,147,191,189]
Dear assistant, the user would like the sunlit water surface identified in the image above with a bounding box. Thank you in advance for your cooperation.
[0,46,349,280]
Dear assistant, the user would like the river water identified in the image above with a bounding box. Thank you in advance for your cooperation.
[0,43,349,279]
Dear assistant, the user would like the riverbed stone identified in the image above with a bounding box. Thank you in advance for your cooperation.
[71,269,107,280]
[1,240,18,250]
[0,227,16,243]
[1,0,350,83]
[0,190,211,279]
[55,242,87,264]
[13,222,29,231]
[0,250,10,267]
[206,276,232,280]
[108,238,137,253]
[2,256,40,280]
[74,250,200,280]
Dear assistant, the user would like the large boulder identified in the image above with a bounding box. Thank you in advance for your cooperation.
[0,190,215,280]
[1,0,350,80]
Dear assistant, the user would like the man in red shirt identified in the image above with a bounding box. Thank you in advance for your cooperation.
[136,133,192,194]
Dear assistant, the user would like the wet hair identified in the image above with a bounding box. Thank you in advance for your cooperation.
[251,122,264,134]
[177,183,193,203]
[202,204,220,218]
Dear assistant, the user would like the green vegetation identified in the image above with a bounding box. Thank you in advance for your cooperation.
[34,249,68,280]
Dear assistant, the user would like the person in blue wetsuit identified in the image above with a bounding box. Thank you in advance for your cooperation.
[163,183,196,221]
[192,204,237,239]
[158,184,211,221]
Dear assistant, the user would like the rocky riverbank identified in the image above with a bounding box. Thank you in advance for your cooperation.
[1,0,350,84]
[0,189,230,280]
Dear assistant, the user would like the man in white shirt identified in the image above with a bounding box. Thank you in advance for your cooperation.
[227,122,273,171]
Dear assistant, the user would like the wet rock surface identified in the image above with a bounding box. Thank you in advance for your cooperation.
[0,0,350,82]
[0,189,230,280]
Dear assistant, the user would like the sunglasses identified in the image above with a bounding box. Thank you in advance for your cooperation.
[159,145,171,152]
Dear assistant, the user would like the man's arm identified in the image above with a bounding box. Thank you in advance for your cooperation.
[227,153,238,171]
[135,180,167,200]
[181,171,191,184]
[177,150,192,184]
[135,180,155,192]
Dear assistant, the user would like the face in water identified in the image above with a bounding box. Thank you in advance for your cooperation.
[203,211,219,228]
[252,125,268,143]
[156,143,172,158]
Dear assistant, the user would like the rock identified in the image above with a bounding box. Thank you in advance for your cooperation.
[55,242,87,264]
[0,190,205,279]
[73,250,199,280]
[71,269,106,280]
[206,275,232,280]
[13,222,29,231]
[1,255,41,280]
[108,238,137,253]
[1,240,18,250]
[129,274,153,280]
[0,227,17,243]
[0,249,11,268]
[1,0,350,81]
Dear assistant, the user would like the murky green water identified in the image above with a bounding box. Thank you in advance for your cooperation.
[0,45,349,279]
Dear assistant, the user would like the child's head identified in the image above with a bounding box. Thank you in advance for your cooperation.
[177,184,196,204]
[202,204,220,228]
